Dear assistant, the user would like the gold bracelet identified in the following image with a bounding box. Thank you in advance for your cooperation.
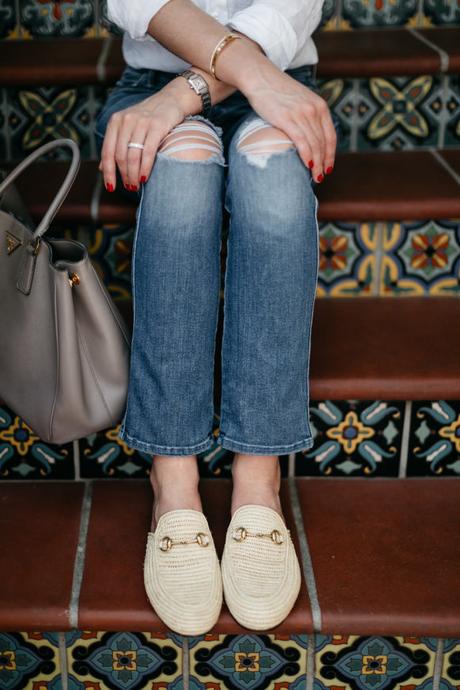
[210,32,241,81]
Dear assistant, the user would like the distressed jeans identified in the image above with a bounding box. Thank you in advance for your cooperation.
[95,63,341,456]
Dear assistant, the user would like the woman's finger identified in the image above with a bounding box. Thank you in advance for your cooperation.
[320,106,338,175]
[126,122,149,189]
[114,112,139,189]
[290,115,323,181]
[100,114,121,192]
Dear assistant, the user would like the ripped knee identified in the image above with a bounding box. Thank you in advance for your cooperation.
[157,120,225,164]
[236,118,295,168]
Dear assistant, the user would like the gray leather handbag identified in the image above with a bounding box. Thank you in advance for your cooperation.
[0,137,131,444]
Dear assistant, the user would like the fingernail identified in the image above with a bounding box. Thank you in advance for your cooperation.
[326,166,333,174]
[140,175,147,183]
[308,160,314,169]
[131,184,138,191]
[316,174,324,183]
[124,182,130,190]
[105,182,114,192]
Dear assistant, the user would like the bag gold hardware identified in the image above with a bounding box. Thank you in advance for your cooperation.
[68,272,80,288]
[6,231,22,255]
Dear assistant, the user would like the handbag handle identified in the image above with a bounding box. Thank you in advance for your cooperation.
[0,137,80,241]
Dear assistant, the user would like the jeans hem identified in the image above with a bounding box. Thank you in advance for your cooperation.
[215,432,315,455]
[118,427,215,455]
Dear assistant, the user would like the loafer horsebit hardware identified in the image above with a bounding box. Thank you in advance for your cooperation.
[159,531,210,551]
[232,526,286,544]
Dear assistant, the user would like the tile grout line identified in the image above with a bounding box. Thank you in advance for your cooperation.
[58,631,69,690]
[288,477,322,632]
[351,78,359,152]
[432,638,444,690]
[406,27,449,73]
[182,635,190,689]
[373,221,384,296]
[68,480,93,629]
[288,451,296,478]
[429,147,460,186]
[437,74,449,149]
[399,400,412,478]
[97,34,113,83]
[306,633,316,690]
[91,169,103,224]
[73,439,81,481]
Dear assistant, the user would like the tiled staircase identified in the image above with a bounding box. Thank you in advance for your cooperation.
[1,2,460,689]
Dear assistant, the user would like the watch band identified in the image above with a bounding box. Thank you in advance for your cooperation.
[177,69,212,118]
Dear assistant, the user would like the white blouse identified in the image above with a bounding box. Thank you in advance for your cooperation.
[107,0,324,73]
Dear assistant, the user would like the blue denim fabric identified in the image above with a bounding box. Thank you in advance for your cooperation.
[95,63,341,456]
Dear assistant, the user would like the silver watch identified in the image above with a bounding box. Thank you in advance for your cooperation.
[177,69,212,117]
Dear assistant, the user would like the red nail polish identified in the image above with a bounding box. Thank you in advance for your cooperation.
[124,182,130,190]
[140,175,147,183]
[106,182,114,192]
[308,160,314,169]
[317,174,324,183]
[131,184,138,191]
[326,166,333,174]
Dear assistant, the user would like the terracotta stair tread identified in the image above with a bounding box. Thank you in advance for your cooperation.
[1,477,459,635]
[0,481,85,630]
[296,476,460,636]
[78,478,313,633]
[1,28,459,86]
[115,295,460,401]
[2,149,460,224]
[308,296,460,400]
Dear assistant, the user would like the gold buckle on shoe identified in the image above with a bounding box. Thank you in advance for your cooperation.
[232,526,285,544]
[159,531,210,551]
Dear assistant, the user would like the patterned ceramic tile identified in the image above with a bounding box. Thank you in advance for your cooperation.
[356,75,442,150]
[6,85,96,160]
[0,404,75,479]
[66,630,183,688]
[317,77,353,152]
[441,638,460,689]
[317,221,378,296]
[342,0,418,28]
[319,0,340,30]
[407,400,460,476]
[424,0,460,25]
[99,0,124,38]
[295,400,405,476]
[0,631,62,688]
[20,0,95,38]
[0,0,16,39]
[444,75,460,148]
[315,635,438,689]
[378,220,460,296]
[189,633,308,689]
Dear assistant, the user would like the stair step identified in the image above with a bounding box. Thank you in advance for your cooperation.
[115,296,460,401]
[315,26,460,77]
[1,28,459,86]
[2,149,460,225]
[1,477,459,635]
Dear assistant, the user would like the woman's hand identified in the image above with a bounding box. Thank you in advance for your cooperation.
[241,68,337,183]
[99,81,199,192]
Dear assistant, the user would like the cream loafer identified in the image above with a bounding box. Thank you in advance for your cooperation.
[143,508,223,635]
[221,503,302,630]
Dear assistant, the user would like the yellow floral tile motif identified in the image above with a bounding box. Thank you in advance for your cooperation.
[66,630,183,688]
[0,631,62,688]
[315,635,437,690]
[378,221,460,296]
[189,633,308,688]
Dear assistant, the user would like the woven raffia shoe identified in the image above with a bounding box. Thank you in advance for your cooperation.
[143,508,223,635]
[221,503,302,630]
